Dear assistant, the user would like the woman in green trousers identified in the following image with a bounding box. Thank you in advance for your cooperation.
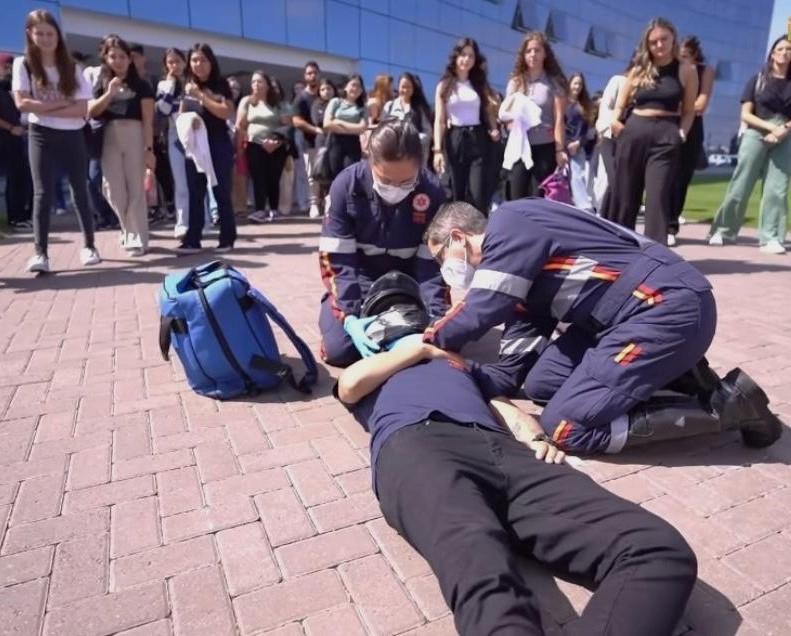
[709,35,791,254]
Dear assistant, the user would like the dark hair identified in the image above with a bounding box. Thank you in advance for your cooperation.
[425,201,488,245]
[343,73,367,108]
[304,60,320,73]
[397,72,433,123]
[99,36,143,87]
[510,31,568,94]
[369,120,423,164]
[765,35,791,80]
[680,36,705,64]
[268,75,285,103]
[23,9,78,96]
[439,37,493,110]
[185,43,223,87]
[568,72,594,123]
[319,77,336,101]
[250,70,280,107]
[129,43,144,56]
[161,47,185,76]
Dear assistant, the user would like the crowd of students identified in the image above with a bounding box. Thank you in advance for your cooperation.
[1,9,790,276]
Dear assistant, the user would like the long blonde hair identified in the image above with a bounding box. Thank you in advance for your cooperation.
[631,17,679,89]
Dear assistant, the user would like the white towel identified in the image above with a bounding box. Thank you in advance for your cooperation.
[175,112,218,187]
[499,93,543,171]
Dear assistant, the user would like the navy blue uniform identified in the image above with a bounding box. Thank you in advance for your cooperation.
[425,198,717,454]
[335,351,697,636]
[318,161,450,366]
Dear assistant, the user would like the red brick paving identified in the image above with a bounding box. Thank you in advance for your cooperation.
[0,217,789,635]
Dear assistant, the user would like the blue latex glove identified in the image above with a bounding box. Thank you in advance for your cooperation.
[343,315,381,358]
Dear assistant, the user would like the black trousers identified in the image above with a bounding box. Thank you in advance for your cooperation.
[28,124,95,255]
[327,133,362,180]
[669,117,704,234]
[183,133,236,248]
[376,420,697,636]
[246,141,287,211]
[606,116,682,244]
[0,134,32,223]
[445,125,491,211]
[596,137,616,217]
[506,141,557,200]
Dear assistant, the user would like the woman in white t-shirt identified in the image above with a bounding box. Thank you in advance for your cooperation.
[432,38,500,213]
[12,9,100,274]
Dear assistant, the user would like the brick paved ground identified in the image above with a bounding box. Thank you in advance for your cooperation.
[0,215,789,636]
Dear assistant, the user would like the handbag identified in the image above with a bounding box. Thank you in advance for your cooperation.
[310,134,333,183]
[540,167,573,205]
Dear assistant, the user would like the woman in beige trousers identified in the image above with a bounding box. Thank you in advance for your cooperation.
[88,35,155,256]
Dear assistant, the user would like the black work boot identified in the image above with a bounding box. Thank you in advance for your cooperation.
[711,368,784,448]
[663,357,722,407]
[623,396,724,450]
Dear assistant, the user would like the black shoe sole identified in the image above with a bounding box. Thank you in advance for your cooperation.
[722,368,784,448]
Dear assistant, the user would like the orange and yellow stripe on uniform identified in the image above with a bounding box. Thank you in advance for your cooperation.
[542,256,620,282]
[614,342,643,366]
[632,283,664,306]
[552,420,573,446]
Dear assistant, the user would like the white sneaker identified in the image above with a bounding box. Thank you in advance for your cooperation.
[678,215,687,225]
[80,247,101,266]
[174,226,188,240]
[248,210,269,224]
[667,234,677,247]
[54,207,68,216]
[27,254,50,273]
[708,232,724,246]
[309,204,321,219]
[760,239,786,255]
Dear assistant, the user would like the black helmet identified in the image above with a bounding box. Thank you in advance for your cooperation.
[361,271,425,318]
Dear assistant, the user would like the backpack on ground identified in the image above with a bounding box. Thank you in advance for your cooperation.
[158,261,318,399]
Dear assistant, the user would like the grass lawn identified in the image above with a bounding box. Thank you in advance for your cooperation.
[683,173,767,228]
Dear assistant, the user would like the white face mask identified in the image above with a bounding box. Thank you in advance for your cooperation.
[372,179,416,205]
[440,238,475,290]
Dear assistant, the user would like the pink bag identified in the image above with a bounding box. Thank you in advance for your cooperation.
[540,168,572,204]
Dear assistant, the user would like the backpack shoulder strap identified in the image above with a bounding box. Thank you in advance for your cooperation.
[246,287,319,393]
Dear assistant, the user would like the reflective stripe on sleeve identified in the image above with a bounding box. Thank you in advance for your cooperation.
[318,236,357,254]
[499,335,546,357]
[470,269,531,299]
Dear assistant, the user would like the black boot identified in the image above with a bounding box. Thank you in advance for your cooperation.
[662,357,721,406]
[623,396,724,450]
[711,368,784,448]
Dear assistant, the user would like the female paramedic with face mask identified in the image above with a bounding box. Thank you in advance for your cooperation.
[317,119,450,367]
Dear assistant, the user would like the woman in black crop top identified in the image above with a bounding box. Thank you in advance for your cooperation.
[604,17,698,245]
[708,35,791,254]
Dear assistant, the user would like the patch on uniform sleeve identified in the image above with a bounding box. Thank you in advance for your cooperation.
[412,193,430,213]
[614,342,642,366]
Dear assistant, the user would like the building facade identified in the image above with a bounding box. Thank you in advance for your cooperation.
[1,0,775,147]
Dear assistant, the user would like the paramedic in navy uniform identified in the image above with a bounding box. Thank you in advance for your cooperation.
[422,198,783,454]
[334,274,698,636]
[318,119,449,367]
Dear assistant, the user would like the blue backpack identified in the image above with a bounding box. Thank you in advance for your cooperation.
[158,261,318,399]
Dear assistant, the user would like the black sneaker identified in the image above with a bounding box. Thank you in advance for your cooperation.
[712,368,784,448]
[215,244,233,254]
[176,243,202,255]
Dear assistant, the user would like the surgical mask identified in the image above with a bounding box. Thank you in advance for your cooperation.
[440,238,475,290]
[372,179,416,205]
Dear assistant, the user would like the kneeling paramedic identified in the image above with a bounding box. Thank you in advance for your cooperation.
[423,198,783,454]
[334,270,698,636]
[318,119,449,368]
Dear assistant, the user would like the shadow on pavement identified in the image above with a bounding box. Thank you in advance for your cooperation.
[0,256,269,292]
[691,258,791,276]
